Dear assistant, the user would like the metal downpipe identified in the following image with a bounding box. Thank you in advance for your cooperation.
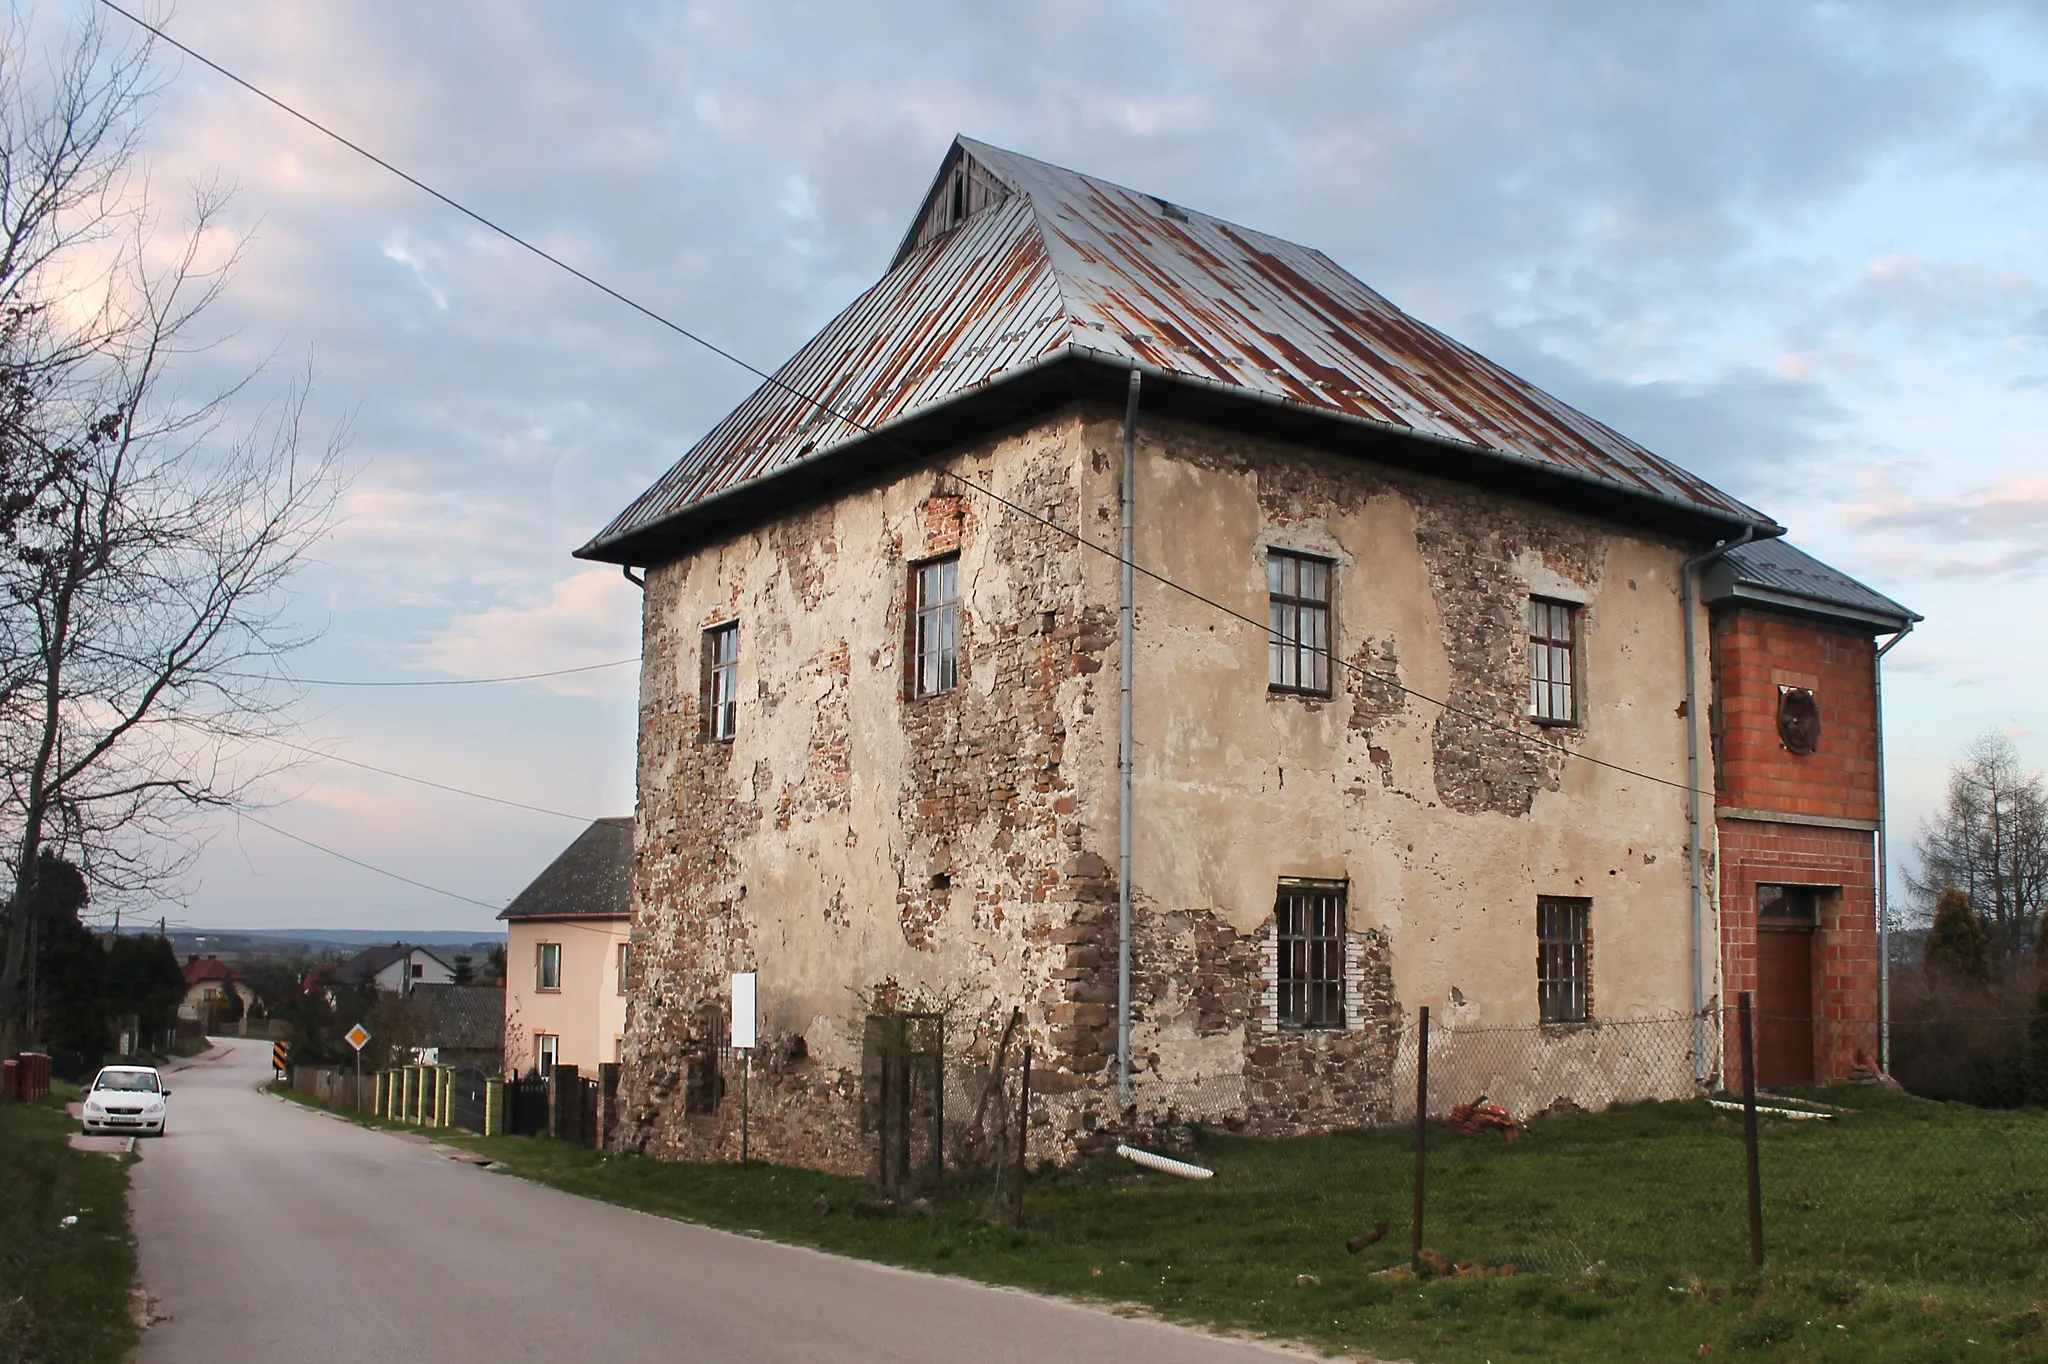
[1874,620,1914,1073]
[1682,525,1756,1086]
[1117,368,1141,1108]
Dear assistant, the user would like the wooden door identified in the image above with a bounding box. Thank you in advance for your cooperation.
[1755,931,1814,1087]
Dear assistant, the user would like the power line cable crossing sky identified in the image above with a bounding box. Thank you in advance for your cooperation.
[99,0,1713,803]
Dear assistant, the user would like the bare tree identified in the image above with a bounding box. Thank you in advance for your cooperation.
[1909,731,2048,964]
[0,12,342,1040]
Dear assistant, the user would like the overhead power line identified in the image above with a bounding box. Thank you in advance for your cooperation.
[237,812,502,911]
[269,738,598,823]
[233,657,640,688]
[101,0,1705,800]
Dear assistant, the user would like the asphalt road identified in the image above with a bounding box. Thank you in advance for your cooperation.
[130,1037,1311,1363]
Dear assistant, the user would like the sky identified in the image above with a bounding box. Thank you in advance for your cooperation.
[54,0,2045,933]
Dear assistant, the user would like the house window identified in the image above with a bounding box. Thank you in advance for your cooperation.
[1275,880,1346,1028]
[411,963,424,978]
[1527,599,1578,724]
[703,622,739,741]
[536,942,562,993]
[1758,884,1821,929]
[616,941,631,996]
[1537,896,1591,1024]
[535,1033,559,1077]
[1267,550,1333,695]
[912,557,960,698]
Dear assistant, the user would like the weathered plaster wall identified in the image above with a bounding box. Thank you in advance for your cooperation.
[620,412,1117,1173]
[1115,418,1708,1131]
[618,402,1718,1173]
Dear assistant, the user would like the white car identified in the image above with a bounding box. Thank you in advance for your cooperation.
[81,1064,170,1136]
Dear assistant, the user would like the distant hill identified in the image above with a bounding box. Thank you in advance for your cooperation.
[145,927,505,960]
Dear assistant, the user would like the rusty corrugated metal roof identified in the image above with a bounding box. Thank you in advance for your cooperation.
[582,137,1776,561]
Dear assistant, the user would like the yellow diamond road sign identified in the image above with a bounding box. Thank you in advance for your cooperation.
[345,1023,371,1052]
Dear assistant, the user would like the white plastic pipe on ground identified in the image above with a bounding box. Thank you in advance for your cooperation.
[1116,1144,1214,1179]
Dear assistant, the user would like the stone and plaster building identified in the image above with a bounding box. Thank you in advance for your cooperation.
[576,139,1917,1173]
[500,817,634,1077]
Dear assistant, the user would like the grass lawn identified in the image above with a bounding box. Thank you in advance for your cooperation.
[0,1082,137,1364]
[274,1081,2048,1361]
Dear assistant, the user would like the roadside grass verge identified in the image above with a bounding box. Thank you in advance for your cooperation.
[0,1082,137,1364]
[275,1080,2048,1362]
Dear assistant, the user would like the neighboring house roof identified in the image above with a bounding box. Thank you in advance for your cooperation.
[409,983,505,1051]
[1702,539,1919,634]
[182,955,240,987]
[332,943,450,986]
[581,136,1779,567]
[498,817,634,922]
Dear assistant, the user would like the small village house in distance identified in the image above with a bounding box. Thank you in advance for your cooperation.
[577,138,1918,1173]
[330,943,458,996]
[178,955,257,1022]
[500,817,634,1077]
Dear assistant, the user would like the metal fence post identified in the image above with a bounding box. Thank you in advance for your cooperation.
[1011,1042,1032,1228]
[1739,991,1764,1267]
[1412,1005,1431,1274]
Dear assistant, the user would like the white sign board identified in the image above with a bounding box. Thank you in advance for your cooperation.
[730,971,757,1050]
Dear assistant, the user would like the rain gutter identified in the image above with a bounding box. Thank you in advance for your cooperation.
[1874,620,1915,1073]
[1117,367,1141,1109]
[1680,525,1760,1086]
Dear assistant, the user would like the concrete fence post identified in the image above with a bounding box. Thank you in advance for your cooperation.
[437,1067,453,1129]
[404,1067,419,1124]
[485,1077,504,1136]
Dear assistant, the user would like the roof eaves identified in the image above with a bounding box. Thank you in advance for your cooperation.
[1709,581,1919,633]
[579,343,1781,567]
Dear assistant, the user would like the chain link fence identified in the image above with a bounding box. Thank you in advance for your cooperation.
[894,1001,2048,1290]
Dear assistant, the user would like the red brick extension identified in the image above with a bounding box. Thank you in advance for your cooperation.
[1711,609,1883,1086]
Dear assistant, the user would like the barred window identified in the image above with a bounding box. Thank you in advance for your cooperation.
[1267,550,1333,695]
[913,557,960,698]
[1276,880,1346,1028]
[1537,897,1591,1024]
[1527,598,1578,724]
[703,622,739,741]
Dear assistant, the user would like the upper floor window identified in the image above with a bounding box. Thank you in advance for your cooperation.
[616,941,632,996]
[1267,550,1333,696]
[703,622,739,741]
[1537,896,1591,1024]
[1527,598,1578,724]
[536,942,562,993]
[912,557,960,698]
[1276,880,1347,1029]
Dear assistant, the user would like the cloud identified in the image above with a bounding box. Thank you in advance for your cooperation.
[1846,474,2048,577]
[413,566,641,697]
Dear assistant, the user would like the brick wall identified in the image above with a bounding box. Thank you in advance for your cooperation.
[1711,603,1885,1086]
[1717,818,1880,1085]
[1710,610,1880,823]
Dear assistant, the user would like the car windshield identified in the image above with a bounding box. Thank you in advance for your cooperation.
[94,1071,160,1093]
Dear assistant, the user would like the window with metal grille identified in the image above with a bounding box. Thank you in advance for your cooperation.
[1275,880,1346,1028]
[536,942,562,993]
[1537,896,1591,1024]
[1527,598,1578,724]
[703,622,739,741]
[912,557,960,698]
[1267,551,1333,695]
